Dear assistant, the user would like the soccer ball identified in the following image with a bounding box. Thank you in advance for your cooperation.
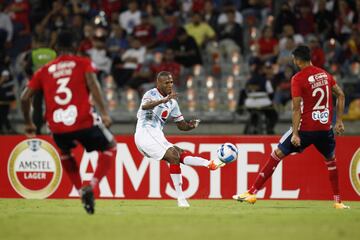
[217,143,238,164]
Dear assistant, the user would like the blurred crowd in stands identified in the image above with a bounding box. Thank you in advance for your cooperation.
[0,0,360,134]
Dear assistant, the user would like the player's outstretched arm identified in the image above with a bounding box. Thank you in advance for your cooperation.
[20,87,36,137]
[176,119,200,131]
[332,84,345,135]
[142,99,167,110]
[142,92,178,110]
[85,72,112,127]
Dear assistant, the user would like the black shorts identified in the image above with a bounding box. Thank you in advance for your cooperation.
[52,125,114,153]
[278,128,336,159]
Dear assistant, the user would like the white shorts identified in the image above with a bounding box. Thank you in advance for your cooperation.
[134,127,173,161]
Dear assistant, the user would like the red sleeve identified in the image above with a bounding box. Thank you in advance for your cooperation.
[27,68,43,90]
[83,57,97,73]
[291,76,302,98]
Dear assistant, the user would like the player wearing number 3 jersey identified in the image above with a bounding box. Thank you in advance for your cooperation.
[25,55,97,133]
[20,32,117,215]
[233,45,350,209]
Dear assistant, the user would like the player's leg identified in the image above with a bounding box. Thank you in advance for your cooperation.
[173,146,224,170]
[233,128,305,203]
[78,125,117,191]
[52,133,82,191]
[163,147,189,207]
[76,125,117,214]
[53,132,95,214]
[92,145,117,188]
[233,148,286,204]
[59,150,82,190]
[248,148,286,194]
[75,124,121,213]
[134,129,189,207]
[314,130,350,209]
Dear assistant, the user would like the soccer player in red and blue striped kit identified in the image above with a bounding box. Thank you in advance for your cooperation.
[233,45,350,209]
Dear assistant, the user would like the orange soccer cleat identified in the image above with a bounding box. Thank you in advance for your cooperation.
[208,160,226,170]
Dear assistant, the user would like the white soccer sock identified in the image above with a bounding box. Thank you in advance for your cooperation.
[170,174,185,199]
[183,156,209,167]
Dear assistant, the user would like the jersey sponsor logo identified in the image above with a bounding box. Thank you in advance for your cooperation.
[7,139,62,199]
[308,73,327,83]
[308,73,329,89]
[308,75,316,83]
[53,105,78,126]
[48,61,76,74]
[48,64,57,73]
[161,110,169,121]
[349,148,360,196]
[311,108,329,124]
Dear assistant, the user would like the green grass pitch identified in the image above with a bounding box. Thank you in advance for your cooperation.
[0,199,359,240]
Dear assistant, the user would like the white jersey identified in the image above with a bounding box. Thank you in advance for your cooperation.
[136,88,184,132]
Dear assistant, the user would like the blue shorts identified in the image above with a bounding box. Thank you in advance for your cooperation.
[278,128,335,159]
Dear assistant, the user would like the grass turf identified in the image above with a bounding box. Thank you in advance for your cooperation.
[0,199,359,240]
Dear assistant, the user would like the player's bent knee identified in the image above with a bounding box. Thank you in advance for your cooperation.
[274,148,285,159]
[170,150,181,165]
[169,154,180,165]
[173,145,183,153]
[163,147,180,164]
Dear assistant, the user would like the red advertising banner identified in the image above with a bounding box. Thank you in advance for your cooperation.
[0,135,359,200]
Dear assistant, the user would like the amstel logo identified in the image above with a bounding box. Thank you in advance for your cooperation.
[349,148,360,196]
[8,139,62,199]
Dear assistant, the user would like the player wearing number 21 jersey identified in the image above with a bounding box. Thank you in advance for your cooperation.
[20,31,117,214]
[291,63,335,131]
[233,45,349,209]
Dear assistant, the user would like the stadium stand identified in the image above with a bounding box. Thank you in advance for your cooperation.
[0,0,360,134]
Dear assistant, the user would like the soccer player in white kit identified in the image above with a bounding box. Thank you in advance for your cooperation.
[135,71,223,207]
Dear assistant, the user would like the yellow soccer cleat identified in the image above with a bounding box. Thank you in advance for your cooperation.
[334,202,350,209]
[232,192,257,204]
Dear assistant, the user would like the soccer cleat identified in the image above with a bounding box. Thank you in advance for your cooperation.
[232,192,257,204]
[80,185,95,214]
[208,160,226,170]
[334,202,350,209]
[177,198,190,208]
